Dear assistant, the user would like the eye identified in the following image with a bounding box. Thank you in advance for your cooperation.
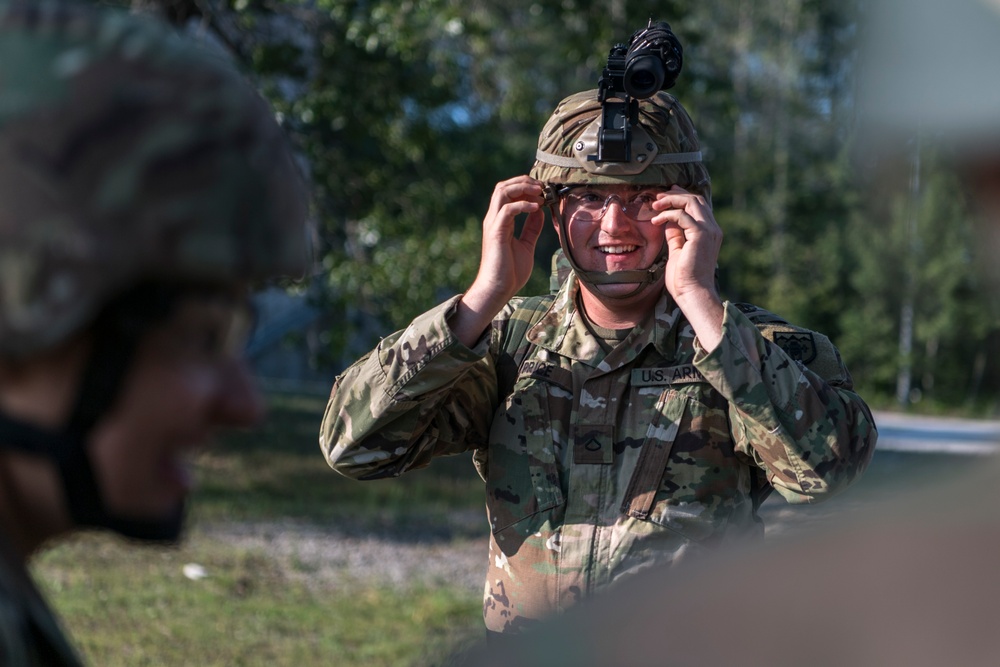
[158,298,253,361]
[629,192,658,206]
[575,191,605,204]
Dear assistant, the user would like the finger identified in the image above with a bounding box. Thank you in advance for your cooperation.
[653,186,709,209]
[500,200,541,219]
[488,180,537,217]
[663,221,688,252]
[494,178,543,201]
[493,200,540,229]
[498,174,542,188]
[517,208,546,246]
[649,207,698,229]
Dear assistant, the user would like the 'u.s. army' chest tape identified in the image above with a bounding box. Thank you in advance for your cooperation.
[493,295,847,396]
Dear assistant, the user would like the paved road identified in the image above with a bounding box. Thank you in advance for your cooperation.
[873,410,1000,454]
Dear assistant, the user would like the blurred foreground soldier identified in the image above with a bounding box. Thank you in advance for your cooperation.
[453,2,1000,665]
[321,20,876,637]
[861,0,1000,294]
[0,1,311,663]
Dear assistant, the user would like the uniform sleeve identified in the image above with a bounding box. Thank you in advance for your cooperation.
[319,295,500,480]
[693,302,878,503]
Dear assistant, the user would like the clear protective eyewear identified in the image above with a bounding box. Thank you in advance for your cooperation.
[558,185,661,222]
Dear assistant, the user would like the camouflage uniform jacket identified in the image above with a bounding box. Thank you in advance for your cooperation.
[0,534,84,666]
[320,277,877,634]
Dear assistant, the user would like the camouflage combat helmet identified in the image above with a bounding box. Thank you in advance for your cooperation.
[0,0,312,359]
[530,89,710,294]
[0,0,312,543]
[531,89,710,195]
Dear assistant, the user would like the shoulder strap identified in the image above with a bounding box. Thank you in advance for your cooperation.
[494,294,554,400]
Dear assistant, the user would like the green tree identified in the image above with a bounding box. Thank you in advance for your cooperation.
[840,145,1000,410]
[94,0,1000,411]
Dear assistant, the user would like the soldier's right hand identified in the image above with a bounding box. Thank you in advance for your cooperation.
[450,176,545,347]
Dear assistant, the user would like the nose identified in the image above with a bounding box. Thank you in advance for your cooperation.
[214,359,266,428]
[599,196,632,232]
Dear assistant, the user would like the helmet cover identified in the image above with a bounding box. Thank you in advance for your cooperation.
[0,0,313,358]
[530,89,711,200]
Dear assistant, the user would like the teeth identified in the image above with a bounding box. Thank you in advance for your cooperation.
[600,245,637,254]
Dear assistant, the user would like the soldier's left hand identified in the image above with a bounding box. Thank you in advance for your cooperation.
[651,186,723,305]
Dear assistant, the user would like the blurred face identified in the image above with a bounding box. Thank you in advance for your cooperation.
[87,288,264,522]
[557,184,667,299]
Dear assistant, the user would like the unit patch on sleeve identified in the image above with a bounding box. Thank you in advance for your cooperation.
[772,331,818,364]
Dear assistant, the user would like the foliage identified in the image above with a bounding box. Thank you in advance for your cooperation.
[96,0,999,409]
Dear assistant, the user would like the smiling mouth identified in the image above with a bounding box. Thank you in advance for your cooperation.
[599,244,639,254]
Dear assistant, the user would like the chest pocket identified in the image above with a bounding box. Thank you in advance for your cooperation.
[626,386,750,544]
[486,372,568,540]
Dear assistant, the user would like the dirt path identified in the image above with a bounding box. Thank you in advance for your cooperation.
[197,496,865,595]
[198,514,489,592]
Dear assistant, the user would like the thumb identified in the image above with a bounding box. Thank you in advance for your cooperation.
[664,224,687,253]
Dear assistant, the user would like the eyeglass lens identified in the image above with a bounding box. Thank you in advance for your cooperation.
[563,191,658,222]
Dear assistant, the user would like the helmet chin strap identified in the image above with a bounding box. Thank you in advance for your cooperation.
[0,284,186,544]
[549,202,666,299]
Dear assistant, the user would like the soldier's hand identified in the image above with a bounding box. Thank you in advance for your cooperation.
[467,175,545,309]
[450,176,545,347]
[652,186,725,350]
[651,186,722,303]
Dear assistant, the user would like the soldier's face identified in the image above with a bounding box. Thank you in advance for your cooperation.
[88,288,264,523]
[558,185,667,294]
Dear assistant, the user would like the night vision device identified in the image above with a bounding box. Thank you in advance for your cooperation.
[594,19,684,164]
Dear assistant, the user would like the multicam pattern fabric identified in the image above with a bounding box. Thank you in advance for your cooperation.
[0,0,312,358]
[529,89,712,199]
[320,276,877,634]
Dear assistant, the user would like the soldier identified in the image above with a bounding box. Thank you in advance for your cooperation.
[320,33,877,637]
[452,2,1000,665]
[0,1,311,663]
[861,0,1000,295]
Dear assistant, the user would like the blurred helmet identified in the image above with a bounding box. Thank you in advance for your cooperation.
[530,89,711,200]
[0,0,313,359]
[0,0,313,543]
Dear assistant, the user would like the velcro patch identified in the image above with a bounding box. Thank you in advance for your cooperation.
[772,332,818,364]
[518,360,573,390]
[631,365,706,386]
[573,424,614,465]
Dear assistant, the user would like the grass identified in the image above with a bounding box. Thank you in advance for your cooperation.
[192,393,486,527]
[32,392,488,667]
[36,534,481,666]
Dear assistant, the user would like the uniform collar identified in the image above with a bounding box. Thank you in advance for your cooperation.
[526,276,684,366]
